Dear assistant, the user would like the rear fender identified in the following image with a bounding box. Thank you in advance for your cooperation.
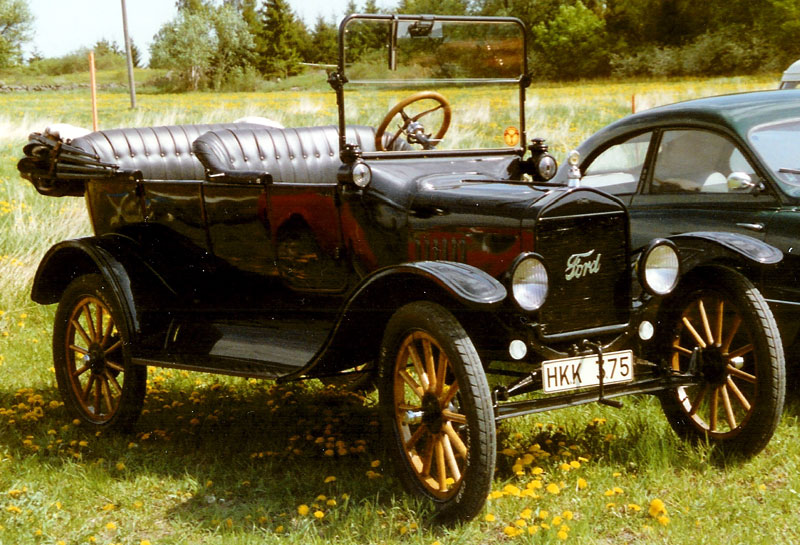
[32,236,178,340]
[295,261,508,378]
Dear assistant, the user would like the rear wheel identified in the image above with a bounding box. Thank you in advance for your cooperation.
[53,274,146,431]
[379,302,495,524]
[659,268,784,456]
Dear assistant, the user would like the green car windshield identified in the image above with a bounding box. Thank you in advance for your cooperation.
[748,118,800,197]
[339,15,527,156]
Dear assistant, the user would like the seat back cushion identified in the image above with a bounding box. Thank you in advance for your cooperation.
[193,125,385,184]
[71,123,260,181]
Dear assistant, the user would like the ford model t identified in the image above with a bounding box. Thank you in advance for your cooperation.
[18,14,785,523]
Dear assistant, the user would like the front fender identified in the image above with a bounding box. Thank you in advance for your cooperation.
[286,261,507,379]
[668,231,782,274]
[32,236,178,340]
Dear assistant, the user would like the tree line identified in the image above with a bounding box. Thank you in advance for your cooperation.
[1,0,798,90]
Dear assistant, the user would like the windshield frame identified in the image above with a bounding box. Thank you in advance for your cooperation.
[332,13,529,162]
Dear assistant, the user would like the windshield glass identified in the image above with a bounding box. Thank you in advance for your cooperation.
[341,15,526,154]
[749,118,800,196]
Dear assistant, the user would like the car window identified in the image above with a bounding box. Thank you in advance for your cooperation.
[650,129,755,194]
[581,132,652,195]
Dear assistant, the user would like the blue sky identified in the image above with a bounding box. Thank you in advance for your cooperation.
[24,0,393,63]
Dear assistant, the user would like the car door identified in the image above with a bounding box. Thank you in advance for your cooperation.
[626,128,780,251]
[268,180,350,293]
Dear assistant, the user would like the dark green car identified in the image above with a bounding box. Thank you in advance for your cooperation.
[566,89,800,363]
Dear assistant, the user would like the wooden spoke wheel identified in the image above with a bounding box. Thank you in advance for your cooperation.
[54,274,146,430]
[375,91,451,151]
[379,302,494,524]
[659,268,784,456]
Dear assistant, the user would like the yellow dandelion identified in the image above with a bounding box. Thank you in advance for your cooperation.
[520,507,533,519]
[657,515,670,526]
[105,522,117,531]
[604,489,615,497]
[102,503,115,511]
[562,510,574,520]
[314,510,325,519]
[503,484,521,496]
[558,530,569,540]
[648,498,667,518]
[538,510,549,520]
[503,526,523,537]
[485,513,496,522]
[370,459,381,467]
[298,504,310,516]
[546,483,560,494]
[324,476,337,483]
[628,503,641,512]
[531,466,544,475]
[577,478,588,489]
[141,541,152,545]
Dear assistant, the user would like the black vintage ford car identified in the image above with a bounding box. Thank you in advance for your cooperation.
[17,14,785,523]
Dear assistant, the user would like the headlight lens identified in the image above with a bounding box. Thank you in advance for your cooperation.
[512,254,548,311]
[639,240,679,296]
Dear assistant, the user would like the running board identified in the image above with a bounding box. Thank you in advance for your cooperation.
[131,316,334,379]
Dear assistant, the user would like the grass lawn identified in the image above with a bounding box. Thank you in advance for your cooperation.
[2,74,799,544]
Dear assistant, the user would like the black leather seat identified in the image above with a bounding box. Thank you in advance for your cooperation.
[70,123,259,181]
[193,125,406,184]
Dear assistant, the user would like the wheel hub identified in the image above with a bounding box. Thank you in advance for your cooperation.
[698,346,728,386]
[421,392,444,434]
[85,344,106,375]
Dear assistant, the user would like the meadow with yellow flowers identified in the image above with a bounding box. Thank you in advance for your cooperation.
[2,75,800,544]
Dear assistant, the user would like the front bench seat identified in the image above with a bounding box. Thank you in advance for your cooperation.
[193,125,409,184]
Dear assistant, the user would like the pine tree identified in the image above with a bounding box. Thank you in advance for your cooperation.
[256,0,304,78]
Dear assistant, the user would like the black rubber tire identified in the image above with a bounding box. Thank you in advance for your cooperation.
[53,274,146,431]
[378,302,495,524]
[658,267,785,457]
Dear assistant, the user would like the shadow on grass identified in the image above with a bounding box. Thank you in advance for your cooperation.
[0,375,421,534]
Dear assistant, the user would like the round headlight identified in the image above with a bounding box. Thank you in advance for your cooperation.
[511,254,549,311]
[352,162,372,188]
[639,240,679,296]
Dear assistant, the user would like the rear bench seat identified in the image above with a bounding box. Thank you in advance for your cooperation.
[70,123,260,181]
[192,125,404,184]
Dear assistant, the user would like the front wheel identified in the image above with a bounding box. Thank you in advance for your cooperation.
[379,302,495,524]
[53,274,146,431]
[658,268,785,456]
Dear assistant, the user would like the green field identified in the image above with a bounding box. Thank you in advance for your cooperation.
[2,75,799,545]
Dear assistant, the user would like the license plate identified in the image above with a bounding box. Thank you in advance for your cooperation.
[542,350,634,393]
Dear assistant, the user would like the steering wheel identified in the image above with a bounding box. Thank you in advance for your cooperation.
[374,91,452,151]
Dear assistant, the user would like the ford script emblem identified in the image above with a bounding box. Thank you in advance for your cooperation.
[565,249,601,280]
